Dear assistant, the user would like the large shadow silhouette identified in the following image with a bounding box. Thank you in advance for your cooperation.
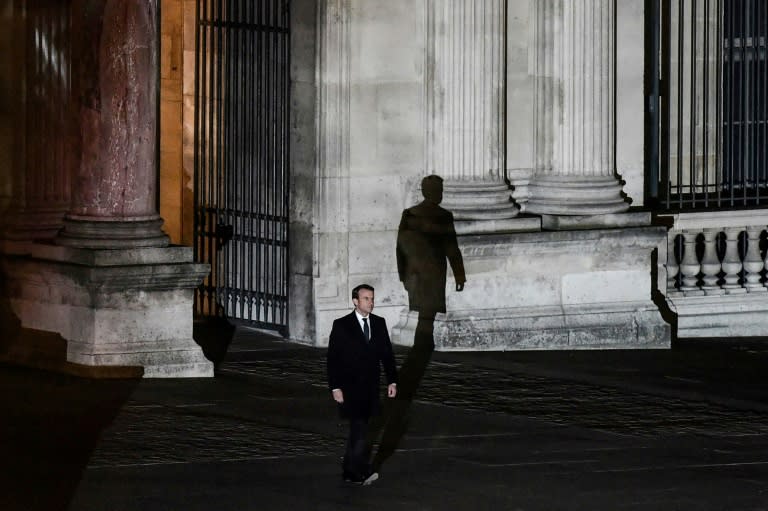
[372,174,465,470]
[193,303,237,372]
[0,271,139,510]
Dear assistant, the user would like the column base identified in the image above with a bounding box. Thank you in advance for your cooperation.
[55,216,169,249]
[1,208,68,240]
[526,174,630,215]
[1,241,212,378]
[440,179,520,234]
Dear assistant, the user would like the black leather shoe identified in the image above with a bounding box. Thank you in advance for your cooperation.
[342,471,362,484]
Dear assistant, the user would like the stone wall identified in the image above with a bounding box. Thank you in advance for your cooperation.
[308,0,428,345]
[305,0,655,346]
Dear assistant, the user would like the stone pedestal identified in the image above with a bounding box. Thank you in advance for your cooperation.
[668,294,768,338]
[2,241,212,377]
[392,226,670,350]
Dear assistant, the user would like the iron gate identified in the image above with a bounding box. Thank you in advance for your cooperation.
[194,0,290,334]
[646,0,768,210]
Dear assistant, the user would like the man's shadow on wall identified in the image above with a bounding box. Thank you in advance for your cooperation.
[371,174,465,471]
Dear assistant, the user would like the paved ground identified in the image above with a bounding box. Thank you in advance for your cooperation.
[4,327,768,510]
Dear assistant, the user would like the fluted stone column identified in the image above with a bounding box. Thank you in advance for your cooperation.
[1,1,72,241]
[528,0,630,222]
[425,0,531,234]
[55,0,168,248]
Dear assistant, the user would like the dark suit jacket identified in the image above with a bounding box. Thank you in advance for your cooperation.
[396,201,465,313]
[326,311,398,420]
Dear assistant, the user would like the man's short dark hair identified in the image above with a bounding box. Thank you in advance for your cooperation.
[421,174,443,201]
[352,284,375,300]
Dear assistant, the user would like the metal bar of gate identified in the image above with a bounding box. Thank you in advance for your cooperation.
[658,1,672,209]
[655,0,768,211]
[703,0,709,207]
[690,0,697,205]
[194,0,289,331]
[715,0,722,208]
[676,0,683,209]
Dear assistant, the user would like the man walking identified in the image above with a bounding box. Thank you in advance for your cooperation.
[326,284,398,485]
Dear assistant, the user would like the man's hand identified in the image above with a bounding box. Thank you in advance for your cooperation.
[456,282,464,292]
[387,383,397,398]
[332,389,344,403]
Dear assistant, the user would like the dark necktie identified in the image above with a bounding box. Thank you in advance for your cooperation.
[363,317,370,341]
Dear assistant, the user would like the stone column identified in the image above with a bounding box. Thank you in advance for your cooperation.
[1,1,72,241]
[2,0,212,378]
[56,0,168,248]
[425,0,530,234]
[527,0,630,222]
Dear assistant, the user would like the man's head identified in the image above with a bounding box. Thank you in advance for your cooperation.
[352,284,375,316]
[421,175,443,204]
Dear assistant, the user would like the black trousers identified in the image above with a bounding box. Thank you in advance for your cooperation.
[343,418,370,479]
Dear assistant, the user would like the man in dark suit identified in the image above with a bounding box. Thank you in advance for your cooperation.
[371,174,465,470]
[326,284,398,485]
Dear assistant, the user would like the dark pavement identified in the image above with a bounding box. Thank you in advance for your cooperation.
[4,328,768,510]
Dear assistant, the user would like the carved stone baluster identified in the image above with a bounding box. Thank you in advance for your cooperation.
[700,228,723,295]
[721,227,746,294]
[666,231,680,292]
[679,230,703,295]
[743,226,766,292]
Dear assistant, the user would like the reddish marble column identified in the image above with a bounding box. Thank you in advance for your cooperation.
[57,0,168,248]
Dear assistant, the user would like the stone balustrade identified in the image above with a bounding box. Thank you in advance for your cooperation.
[660,211,768,338]
[665,225,768,296]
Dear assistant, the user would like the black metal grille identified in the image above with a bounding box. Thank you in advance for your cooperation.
[647,0,768,211]
[194,0,290,333]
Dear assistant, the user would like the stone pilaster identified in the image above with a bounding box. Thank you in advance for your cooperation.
[425,0,528,234]
[313,0,352,341]
[527,0,629,218]
[56,0,168,248]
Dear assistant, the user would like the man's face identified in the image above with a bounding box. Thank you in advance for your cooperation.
[353,289,374,316]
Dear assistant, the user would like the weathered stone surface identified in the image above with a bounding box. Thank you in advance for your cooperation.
[431,306,668,351]
[669,294,768,338]
[2,241,212,377]
[541,211,651,231]
[393,226,671,350]
[70,0,159,219]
